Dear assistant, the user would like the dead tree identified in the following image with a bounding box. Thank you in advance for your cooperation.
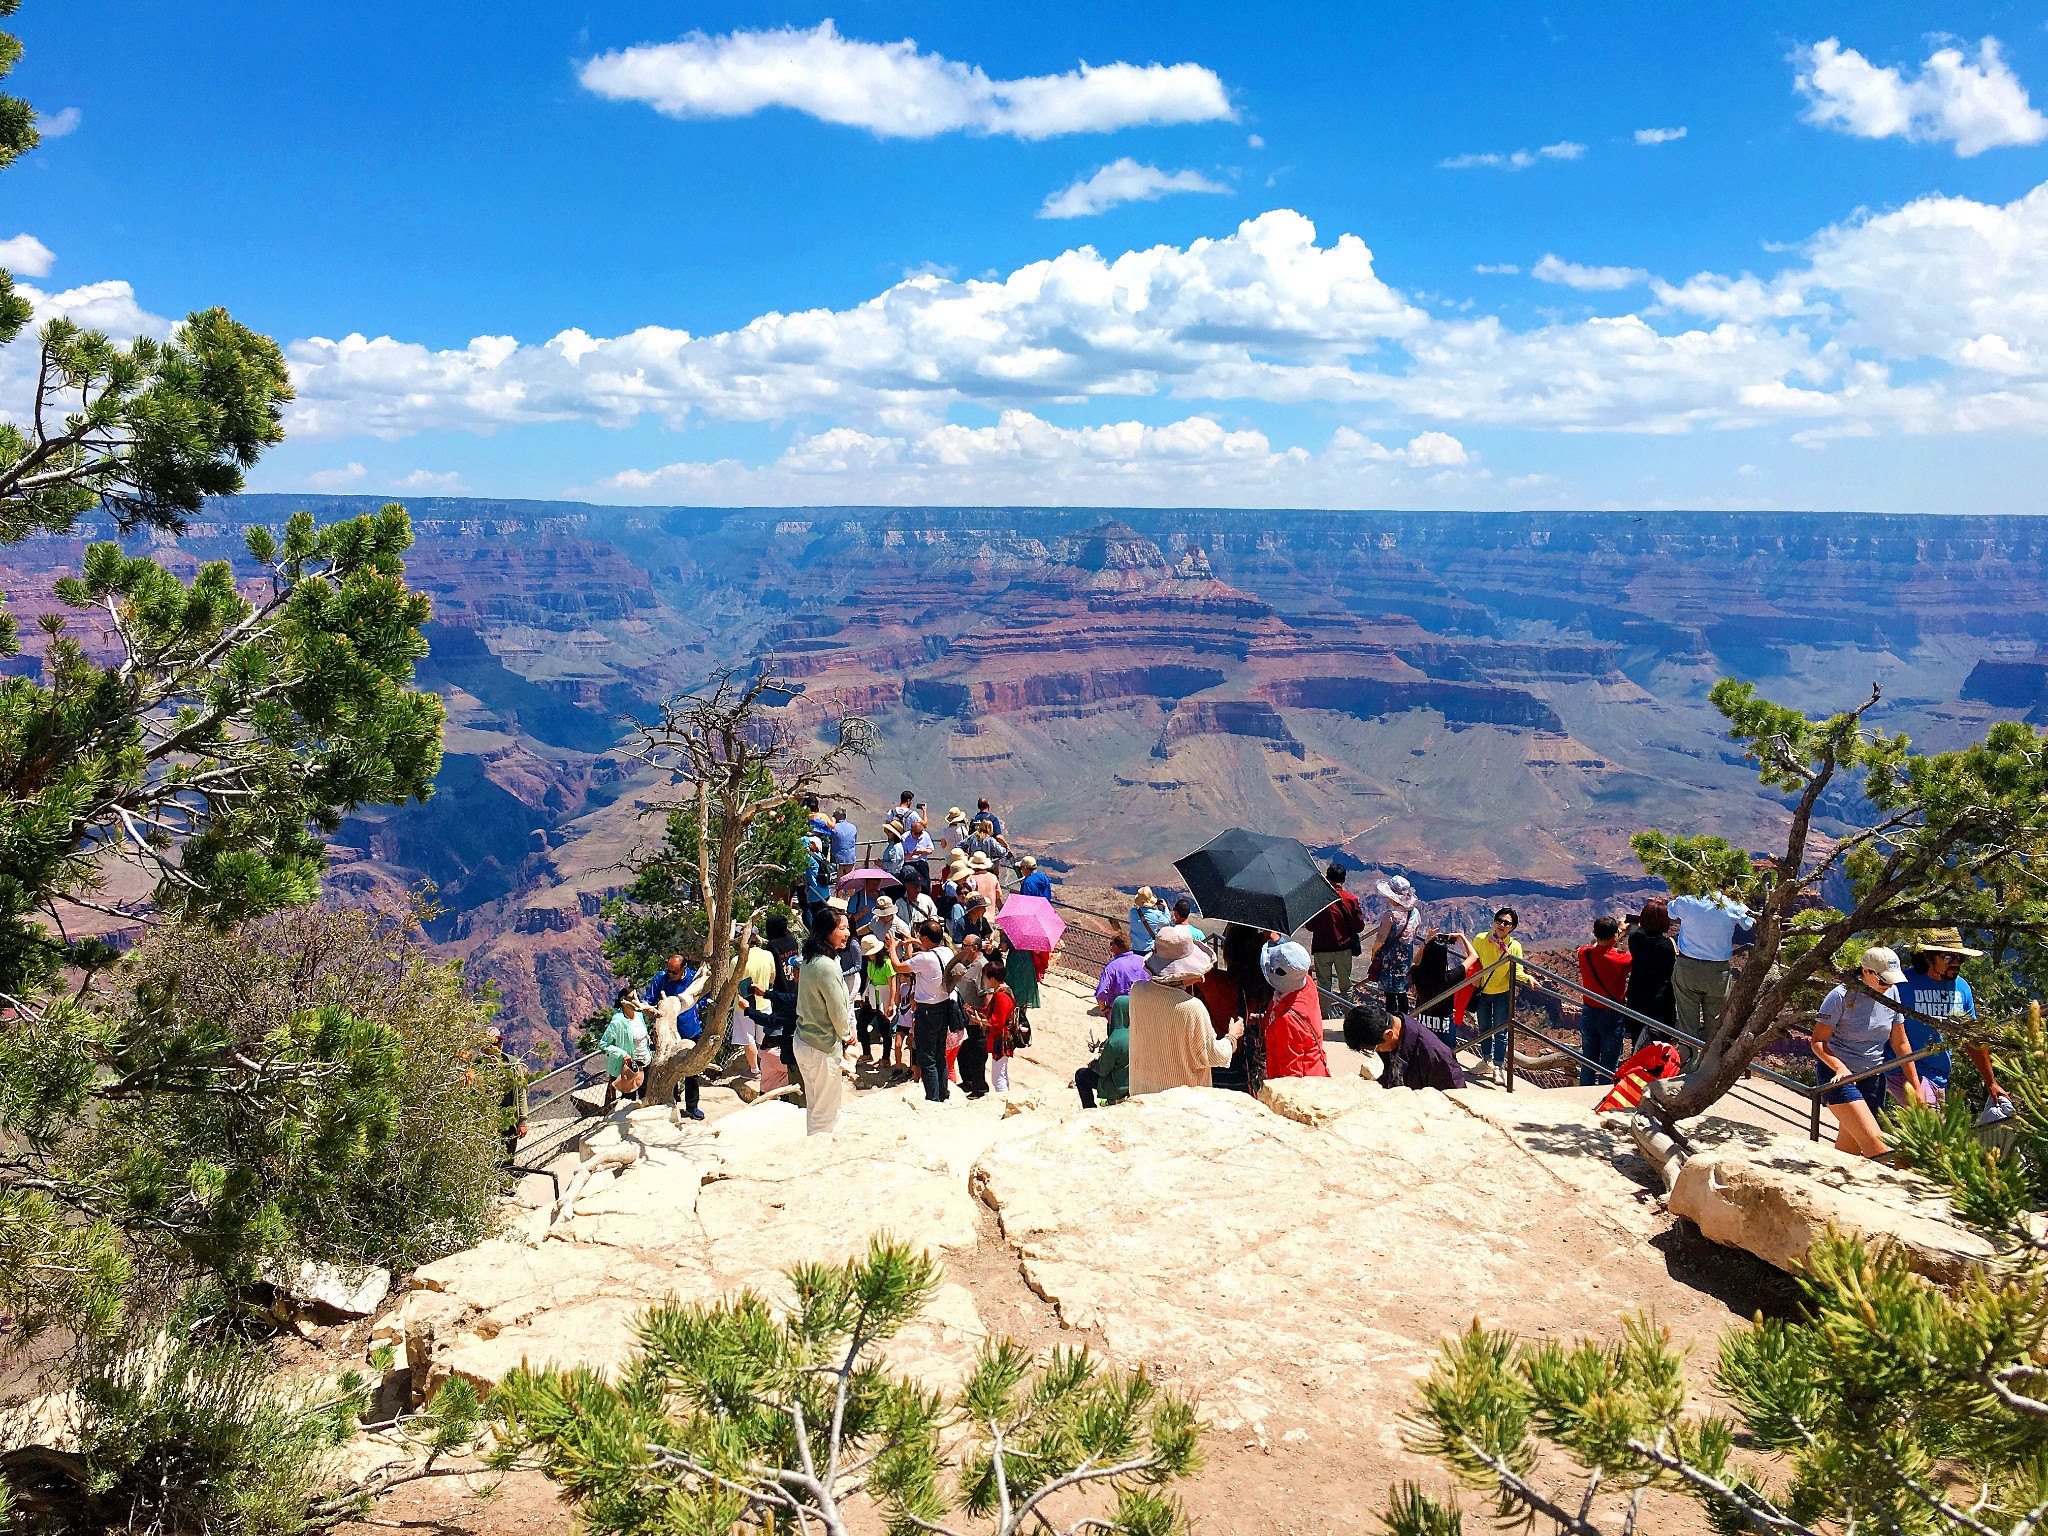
[626,669,873,1107]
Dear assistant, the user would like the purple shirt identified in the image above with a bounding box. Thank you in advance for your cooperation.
[1095,950,1149,1010]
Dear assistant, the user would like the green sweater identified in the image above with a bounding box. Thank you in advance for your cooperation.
[796,954,855,1054]
[1090,994,1131,1104]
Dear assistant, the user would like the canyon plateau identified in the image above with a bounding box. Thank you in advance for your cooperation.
[13,498,2045,1059]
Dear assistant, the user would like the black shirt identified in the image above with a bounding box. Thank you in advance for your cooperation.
[1383,1020,1468,1091]
[1625,930,1677,1024]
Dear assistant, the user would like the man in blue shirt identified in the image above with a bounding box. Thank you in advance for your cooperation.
[1889,928,2004,1108]
[645,951,710,1118]
[830,807,858,867]
[1667,890,1751,1045]
[1016,855,1052,899]
[975,797,1004,838]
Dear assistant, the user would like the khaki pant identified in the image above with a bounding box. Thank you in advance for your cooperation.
[1312,950,1354,1011]
[793,1037,845,1135]
[1671,954,1732,1044]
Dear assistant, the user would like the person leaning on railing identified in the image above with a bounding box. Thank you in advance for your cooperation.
[1461,908,1529,1083]
[1812,945,1920,1159]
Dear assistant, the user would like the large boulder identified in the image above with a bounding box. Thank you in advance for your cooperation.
[1670,1147,1998,1284]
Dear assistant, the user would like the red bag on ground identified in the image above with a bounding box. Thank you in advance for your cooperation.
[1595,1041,1683,1112]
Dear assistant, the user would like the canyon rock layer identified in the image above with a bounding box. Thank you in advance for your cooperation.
[13,498,2046,1054]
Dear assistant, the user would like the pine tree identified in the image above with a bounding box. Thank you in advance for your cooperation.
[1632,680,2048,1121]
[489,1236,1205,1536]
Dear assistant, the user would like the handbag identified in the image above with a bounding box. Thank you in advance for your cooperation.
[617,1061,644,1094]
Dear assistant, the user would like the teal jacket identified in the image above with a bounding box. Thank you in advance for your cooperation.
[1090,994,1131,1104]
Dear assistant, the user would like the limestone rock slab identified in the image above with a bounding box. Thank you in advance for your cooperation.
[1670,1150,1997,1284]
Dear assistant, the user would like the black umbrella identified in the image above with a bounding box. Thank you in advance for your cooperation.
[1173,828,1339,935]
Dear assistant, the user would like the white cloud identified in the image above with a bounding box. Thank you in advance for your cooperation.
[38,175,2048,477]
[18,278,169,338]
[1532,254,1649,290]
[1634,126,1687,145]
[1473,262,1520,275]
[1794,37,2048,156]
[1650,272,1812,323]
[1440,140,1584,170]
[587,410,1484,507]
[36,107,80,139]
[395,469,470,493]
[1039,158,1230,218]
[1247,133,1264,148]
[577,20,1232,140]
[0,234,55,278]
[284,210,1428,438]
[308,462,367,490]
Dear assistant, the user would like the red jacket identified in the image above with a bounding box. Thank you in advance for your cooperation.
[1306,889,1366,954]
[1263,983,1331,1080]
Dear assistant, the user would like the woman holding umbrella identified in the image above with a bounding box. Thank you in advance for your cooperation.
[995,891,1064,1039]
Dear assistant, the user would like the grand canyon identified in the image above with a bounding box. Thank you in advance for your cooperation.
[15,496,2047,1059]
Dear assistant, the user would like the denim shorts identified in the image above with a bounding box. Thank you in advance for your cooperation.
[1816,1063,1865,1106]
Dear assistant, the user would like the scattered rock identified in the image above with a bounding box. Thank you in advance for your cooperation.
[277,1261,391,1321]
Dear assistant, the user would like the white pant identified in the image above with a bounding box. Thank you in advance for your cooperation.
[794,1038,844,1135]
[991,1056,1011,1093]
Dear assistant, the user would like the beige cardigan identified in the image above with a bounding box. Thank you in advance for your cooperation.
[1127,978,1234,1096]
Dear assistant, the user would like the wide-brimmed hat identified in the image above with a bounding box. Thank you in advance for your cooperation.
[859,934,883,957]
[1376,875,1417,907]
[1135,885,1159,907]
[968,852,993,871]
[1261,939,1312,996]
[1860,945,1907,985]
[872,896,897,917]
[946,806,969,826]
[1145,925,1214,981]
[966,892,989,907]
[824,896,849,913]
[1917,927,1985,958]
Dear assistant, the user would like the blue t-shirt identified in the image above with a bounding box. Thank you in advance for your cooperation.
[1892,969,1973,1086]
[981,811,1003,836]
[1128,904,1168,954]
[803,854,830,904]
[831,818,858,866]
[1018,870,1052,898]
[646,966,703,1039]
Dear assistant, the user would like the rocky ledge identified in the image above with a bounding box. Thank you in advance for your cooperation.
[351,972,1995,1532]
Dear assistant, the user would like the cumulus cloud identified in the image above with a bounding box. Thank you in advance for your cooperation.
[284,210,1429,438]
[1532,254,1649,290]
[1440,140,1585,170]
[1634,126,1687,145]
[586,410,1483,507]
[307,463,368,490]
[0,234,55,278]
[36,107,79,139]
[577,20,1232,140]
[395,469,469,493]
[1039,158,1230,218]
[1794,37,2048,156]
[18,278,169,338]
[32,173,2048,488]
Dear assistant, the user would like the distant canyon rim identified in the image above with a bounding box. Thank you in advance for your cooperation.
[16,498,2047,1060]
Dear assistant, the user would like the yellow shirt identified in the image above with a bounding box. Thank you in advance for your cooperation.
[1470,933,1525,995]
[740,945,775,999]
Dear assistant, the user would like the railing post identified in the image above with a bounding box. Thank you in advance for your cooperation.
[1809,1089,1822,1143]
[1505,972,1517,1094]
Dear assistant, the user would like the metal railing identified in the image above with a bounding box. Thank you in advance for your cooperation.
[779,826,1979,1143]
[514,1049,610,1174]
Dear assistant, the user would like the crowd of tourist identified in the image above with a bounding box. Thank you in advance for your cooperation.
[592,801,2007,1162]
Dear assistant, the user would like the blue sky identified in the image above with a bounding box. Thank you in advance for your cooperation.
[17,2,2048,510]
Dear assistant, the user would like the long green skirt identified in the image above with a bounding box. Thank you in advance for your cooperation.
[1004,946,1042,1012]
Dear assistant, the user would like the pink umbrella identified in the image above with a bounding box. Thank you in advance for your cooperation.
[835,867,899,892]
[995,893,1066,954]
